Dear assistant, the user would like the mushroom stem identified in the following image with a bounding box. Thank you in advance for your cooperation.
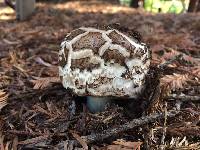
[87,96,111,113]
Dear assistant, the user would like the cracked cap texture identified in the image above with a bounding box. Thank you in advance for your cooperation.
[59,27,151,97]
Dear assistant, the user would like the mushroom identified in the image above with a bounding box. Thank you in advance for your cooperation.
[58,27,151,113]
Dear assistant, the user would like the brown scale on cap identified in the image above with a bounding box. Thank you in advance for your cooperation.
[107,30,147,62]
[71,57,101,71]
[65,29,85,41]
[72,32,106,54]
[102,49,126,66]
[108,30,136,52]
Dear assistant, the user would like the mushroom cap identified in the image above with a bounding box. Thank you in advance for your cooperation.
[59,27,151,97]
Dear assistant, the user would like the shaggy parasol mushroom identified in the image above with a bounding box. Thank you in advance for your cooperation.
[59,27,151,113]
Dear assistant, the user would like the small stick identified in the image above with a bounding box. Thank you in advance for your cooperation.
[19,135,50,145]
[160,102,167,149]
[81,110,180,144]
[166,95,200,102]
[7,130,44,136]
[71,131,88,150]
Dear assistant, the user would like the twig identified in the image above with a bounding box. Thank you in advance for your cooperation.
[70,131,88,150]
[7,130,44,137]
[19,135,50,145]
[160,102,167,149]
[81,110,180,144]
[166,95,200,102]
[20,138,53,149]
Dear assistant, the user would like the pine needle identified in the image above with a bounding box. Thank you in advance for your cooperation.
[0,90,8,111]
[160,73,191,90]
[31,77,60,89]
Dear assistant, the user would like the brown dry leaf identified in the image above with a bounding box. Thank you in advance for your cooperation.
[12,136,18,150]
[31,77,60,89]
[0,75,11,89]
[33,104,52,117]
[161,50,176,60]
[159,33,196,50]
[70,131,88,150]
[168,126,200,137]
[9,51,17,64]
[192,66,200,77]
[153,49,178,65]
[108,140,143,150]
[0,132,5,150]
[160,73,190,90]
[3,39,21,45]
[182,54,200,65]
[0,90,8,111]
[157,49,200,65]
[0,132,13,150]
[21,29,41,35]
[19,135,49,145]
[107,145,131,150]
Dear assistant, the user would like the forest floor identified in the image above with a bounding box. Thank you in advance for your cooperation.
[0,0,200,149]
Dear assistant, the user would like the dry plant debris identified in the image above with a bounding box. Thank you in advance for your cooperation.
[0,90,8,111]
[31,77,60,89]
[0,0,200,149]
